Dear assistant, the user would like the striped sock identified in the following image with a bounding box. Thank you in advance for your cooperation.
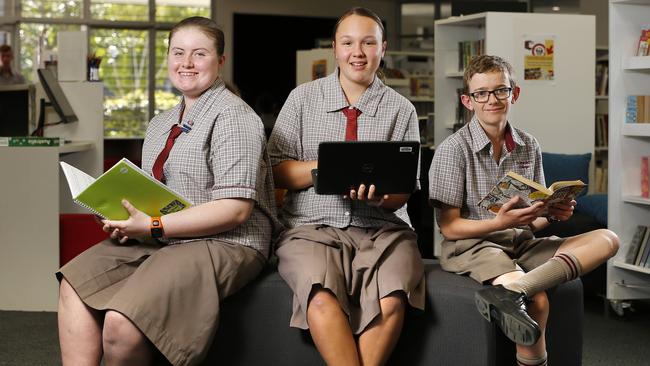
[504,252,582,296]
[517,352,548,366]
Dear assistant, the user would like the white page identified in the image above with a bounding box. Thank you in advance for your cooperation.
[59,161,96,198]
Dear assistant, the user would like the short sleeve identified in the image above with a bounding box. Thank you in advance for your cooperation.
[532,137,546,188]
[268,88,302,165]
[428,139,467,208]
[210,104,266,201]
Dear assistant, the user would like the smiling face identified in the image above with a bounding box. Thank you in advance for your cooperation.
[167,26,224,102]
[461,70,520,129]
[333,14,386,89]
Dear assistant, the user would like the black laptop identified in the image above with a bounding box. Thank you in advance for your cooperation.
[313,141,420,195]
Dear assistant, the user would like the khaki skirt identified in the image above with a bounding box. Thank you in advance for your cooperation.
[440,228,566,283]
[275,224,425,335]
[57,238,265,366]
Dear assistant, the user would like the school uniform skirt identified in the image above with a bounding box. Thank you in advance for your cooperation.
[56,238,265,366]
[275,224,425,334]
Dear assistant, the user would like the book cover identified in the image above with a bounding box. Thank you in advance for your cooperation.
[60,158,193,220]
[635,229,650,266]
[637,233,650,267]
[625,225,648,264]
[0,136,61,147]
[477,171,586,216]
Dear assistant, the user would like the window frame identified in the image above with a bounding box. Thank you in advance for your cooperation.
[0,0,215,137]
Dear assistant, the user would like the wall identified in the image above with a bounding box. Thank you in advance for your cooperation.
[215,0,398,82]
[580,0,608,48]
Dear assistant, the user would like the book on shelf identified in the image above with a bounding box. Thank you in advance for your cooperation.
[595,62,608,96]
[595,114,608,147]
[634,227,650,266]
[457,39,485,72]
[60,158,193,220]
[625,225,648,264]
[636,26,650,56]
[0,136,61,147]
[643,157,649,198]
[625,95,650,123]
[477,171,587,216]
[637,233,650,267]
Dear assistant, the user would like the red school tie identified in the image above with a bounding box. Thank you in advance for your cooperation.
[152,125,183,182]
[342,107,362,141]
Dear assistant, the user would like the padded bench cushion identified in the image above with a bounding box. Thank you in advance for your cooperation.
[206,260,582,366]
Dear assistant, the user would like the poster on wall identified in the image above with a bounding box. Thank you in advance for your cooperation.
[312,59,327,80]
[523,35,555,81]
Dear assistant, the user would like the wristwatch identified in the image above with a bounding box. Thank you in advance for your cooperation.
[150,216,164,239]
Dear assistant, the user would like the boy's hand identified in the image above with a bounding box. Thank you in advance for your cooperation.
[494,196,546,229]
[547,199,576,221]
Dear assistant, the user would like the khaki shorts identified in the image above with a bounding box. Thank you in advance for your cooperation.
[276,224,425,334]
[440,228,565,283]
[57,239,265,366]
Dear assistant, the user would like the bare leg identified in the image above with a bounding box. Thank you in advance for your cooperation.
[357,293,406,366]
[557,229,619,273]
[307,287,360,366]
[58,278,104,365]
[494,271,548,360]
[103,310,154,366]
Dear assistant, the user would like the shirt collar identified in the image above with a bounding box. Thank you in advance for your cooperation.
[158,79,225,136]
[322,68,386,117]
[468,115,525,153]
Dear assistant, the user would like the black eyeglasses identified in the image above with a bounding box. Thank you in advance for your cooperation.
[468,87,513,103]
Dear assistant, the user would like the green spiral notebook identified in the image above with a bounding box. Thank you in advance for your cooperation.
[60,158,193,220]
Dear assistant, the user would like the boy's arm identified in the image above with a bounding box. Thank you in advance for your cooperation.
[438,197,546,240]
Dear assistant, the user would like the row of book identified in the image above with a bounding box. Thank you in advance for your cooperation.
[636,27,650,56]
[625,95,650,123]
[595,114,608,148]
[458,39,485,72]
[593,166,608,194]
[624,225,650,268]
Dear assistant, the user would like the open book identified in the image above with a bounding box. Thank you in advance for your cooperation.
[477,171,586,216]
[60,158,193,220]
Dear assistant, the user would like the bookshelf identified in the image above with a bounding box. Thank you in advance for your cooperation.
[384,50,435,144]
[607,0,650,306]
[432,12,596,255]
[595,47,609,193]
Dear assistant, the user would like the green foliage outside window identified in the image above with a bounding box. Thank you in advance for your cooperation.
[18,0,210,138]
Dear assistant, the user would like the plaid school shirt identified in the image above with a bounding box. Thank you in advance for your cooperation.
[268,70,421,229]
[428,116,545,222]
[141,79,279,256]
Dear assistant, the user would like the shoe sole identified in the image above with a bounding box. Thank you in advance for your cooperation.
[475,292,539,346]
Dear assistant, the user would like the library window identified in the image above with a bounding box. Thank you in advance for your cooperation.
[5,0,213,138]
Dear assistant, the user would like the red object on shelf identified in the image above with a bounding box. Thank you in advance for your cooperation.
[59,214,109,266]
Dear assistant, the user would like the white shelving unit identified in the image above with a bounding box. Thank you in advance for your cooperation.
[433,12,595,154]
[607,0,650,305]
[432,12,596,255]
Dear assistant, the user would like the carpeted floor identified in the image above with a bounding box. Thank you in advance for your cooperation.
[0,296,649,365]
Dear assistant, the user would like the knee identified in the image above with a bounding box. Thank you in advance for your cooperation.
[380,293,406,318]
[596,229,620,257]
[308,288,340,316]
[527,292,549,317]
[102,310,142,352]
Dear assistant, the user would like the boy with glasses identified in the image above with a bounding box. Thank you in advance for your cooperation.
[428,55,618,366]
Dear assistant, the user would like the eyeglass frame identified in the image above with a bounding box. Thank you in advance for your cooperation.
[467,87,513,103]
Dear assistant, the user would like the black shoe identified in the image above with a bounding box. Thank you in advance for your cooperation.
[475,285,541,346]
